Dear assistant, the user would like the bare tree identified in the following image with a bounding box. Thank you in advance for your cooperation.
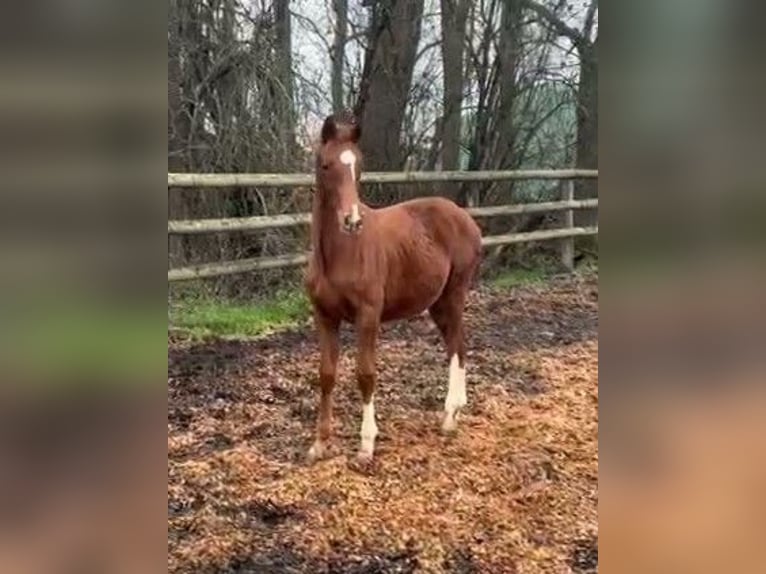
[521,0,598,226]
[274,0,296,153]
[168,0,598,295]
[168,0,188,268]
[355,0,426,170]
[440,0,471,174]
[332,0,349,112]
[463,0,525,205]
[167,0,311,296]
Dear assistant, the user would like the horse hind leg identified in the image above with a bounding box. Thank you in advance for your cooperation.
[355,305,381,463]
[428,283,468,434]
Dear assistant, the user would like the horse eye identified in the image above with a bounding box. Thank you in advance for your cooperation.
[321,163,330,170]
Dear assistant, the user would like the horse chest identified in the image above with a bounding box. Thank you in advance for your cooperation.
[307,271,362,322]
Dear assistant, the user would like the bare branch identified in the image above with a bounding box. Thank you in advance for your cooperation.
[415,39,442,65]
[520,0,584,46]
[289,9,333,55]
[583,0,598,40]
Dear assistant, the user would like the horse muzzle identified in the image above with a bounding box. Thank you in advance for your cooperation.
[341,204,363,234]
[342,213,363,234]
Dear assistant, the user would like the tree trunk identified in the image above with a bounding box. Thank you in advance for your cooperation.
[332,0,348,112]
[440,0,469,169]
[168,0,189,269]
[495,0,522,170]
[574,36,598,228]
[355,0,426,171]
[274,0,295,160]
[440,0,469,200]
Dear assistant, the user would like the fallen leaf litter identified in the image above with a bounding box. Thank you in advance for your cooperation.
[168,272,598,573]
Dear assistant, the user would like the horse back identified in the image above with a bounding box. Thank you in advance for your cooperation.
[379,196,482,266]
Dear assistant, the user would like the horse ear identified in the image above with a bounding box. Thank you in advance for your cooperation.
[338,108,361,143]
[350,122,361,143]
[320,115,337,144]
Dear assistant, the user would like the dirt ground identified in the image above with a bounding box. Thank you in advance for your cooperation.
[168,272,598,573]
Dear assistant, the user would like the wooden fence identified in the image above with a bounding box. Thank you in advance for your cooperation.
[167,169,598,282]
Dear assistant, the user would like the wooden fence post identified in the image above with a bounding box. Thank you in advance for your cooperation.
[560,179,575,272]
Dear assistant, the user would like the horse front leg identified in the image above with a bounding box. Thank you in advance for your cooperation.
[355,306,380,463]
[308,310,340,462]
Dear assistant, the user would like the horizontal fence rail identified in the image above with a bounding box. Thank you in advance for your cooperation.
[168,168,598,188]
[168,199,599,235]
[168,169,598,282]
[167,227,598,282]
[168,253,310,282]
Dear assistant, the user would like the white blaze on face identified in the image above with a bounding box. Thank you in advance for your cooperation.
[350,203,360,223]
[443,354,467,431]
[339,149,357,179]
[338,149,361,224]
[360,400,378,456]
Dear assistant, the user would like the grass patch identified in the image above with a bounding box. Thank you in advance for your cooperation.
[490,266,551,289]
[489,253,598,290]
[170,290,311,339]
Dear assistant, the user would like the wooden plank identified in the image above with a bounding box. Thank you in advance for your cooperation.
[167,199,600,234]
[168,169,599,188]
[168,213,311,234]
[167,253,309,281]
[168,226,598,281]
[467,198,598,218]
[560,180,575,271]
[481,226,598,247]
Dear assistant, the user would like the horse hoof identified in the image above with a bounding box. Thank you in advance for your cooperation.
[349,450,377,474]
[307,442,327,462]
[441,415,458,434]
[355,449,374,465]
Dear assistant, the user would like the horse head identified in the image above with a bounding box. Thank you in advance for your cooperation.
[315,110,365,234]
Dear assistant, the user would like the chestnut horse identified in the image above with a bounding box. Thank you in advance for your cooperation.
[304,111,483,463]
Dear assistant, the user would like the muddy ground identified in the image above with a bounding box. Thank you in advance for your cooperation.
[168,272,598,573]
